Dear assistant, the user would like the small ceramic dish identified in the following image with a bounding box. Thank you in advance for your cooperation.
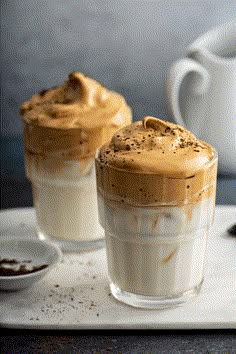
[0,238,62,291]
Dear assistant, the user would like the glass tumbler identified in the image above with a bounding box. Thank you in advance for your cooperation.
[28,155,104,251]
[95,152,218,308]
[26,153,104,252]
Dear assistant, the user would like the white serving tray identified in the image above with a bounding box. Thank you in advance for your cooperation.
[0,206,235,329]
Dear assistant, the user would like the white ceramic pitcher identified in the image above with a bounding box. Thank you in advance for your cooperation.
[166,20,236,175]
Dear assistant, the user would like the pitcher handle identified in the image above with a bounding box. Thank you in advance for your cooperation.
[166,58,210,127]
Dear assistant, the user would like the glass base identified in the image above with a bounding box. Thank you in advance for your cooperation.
[110,281,203,309]
[37,230,105,252]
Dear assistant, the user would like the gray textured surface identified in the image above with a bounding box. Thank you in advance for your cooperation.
[1,330,236,353]
[1,0,235,136]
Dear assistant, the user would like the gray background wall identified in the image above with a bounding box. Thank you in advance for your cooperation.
[1,0,235,137]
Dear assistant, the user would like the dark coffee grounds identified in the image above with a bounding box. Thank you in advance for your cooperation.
[0,258,48,276]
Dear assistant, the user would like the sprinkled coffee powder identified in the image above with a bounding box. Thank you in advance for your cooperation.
[0,258,48,276]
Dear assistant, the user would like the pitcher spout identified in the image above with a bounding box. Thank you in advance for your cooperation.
[188,20,236,62]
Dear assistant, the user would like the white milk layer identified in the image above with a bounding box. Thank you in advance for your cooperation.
[98,193,215,296]
[30,161,103,241]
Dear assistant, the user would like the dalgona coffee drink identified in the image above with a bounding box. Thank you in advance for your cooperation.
[20,72,132,251]
[96,116,217,308]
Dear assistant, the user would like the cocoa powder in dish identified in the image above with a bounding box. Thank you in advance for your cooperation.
[0,258,48,276]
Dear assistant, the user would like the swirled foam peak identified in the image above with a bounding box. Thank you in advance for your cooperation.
[96,117,217,205]
[98,116,215,176]
[20,72,132,159]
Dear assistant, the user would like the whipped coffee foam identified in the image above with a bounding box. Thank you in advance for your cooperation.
[21,72,132,165]
[21,72,131,130]
[96,116,217,205]
[99,116,214,174]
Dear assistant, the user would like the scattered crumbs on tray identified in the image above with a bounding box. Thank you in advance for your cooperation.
[227,223,236,236]
[1,248,110,325]
[20,270,110,323]
[32,284,107,322]
[86,260,94,266]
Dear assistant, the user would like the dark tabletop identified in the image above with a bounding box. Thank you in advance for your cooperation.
[0,329,235,353]
[1,136,236,353]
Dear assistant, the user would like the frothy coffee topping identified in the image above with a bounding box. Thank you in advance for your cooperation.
[96,117,217,205]
[20,72,132,162]
[98,117,215,176]
[21,72,131,130]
